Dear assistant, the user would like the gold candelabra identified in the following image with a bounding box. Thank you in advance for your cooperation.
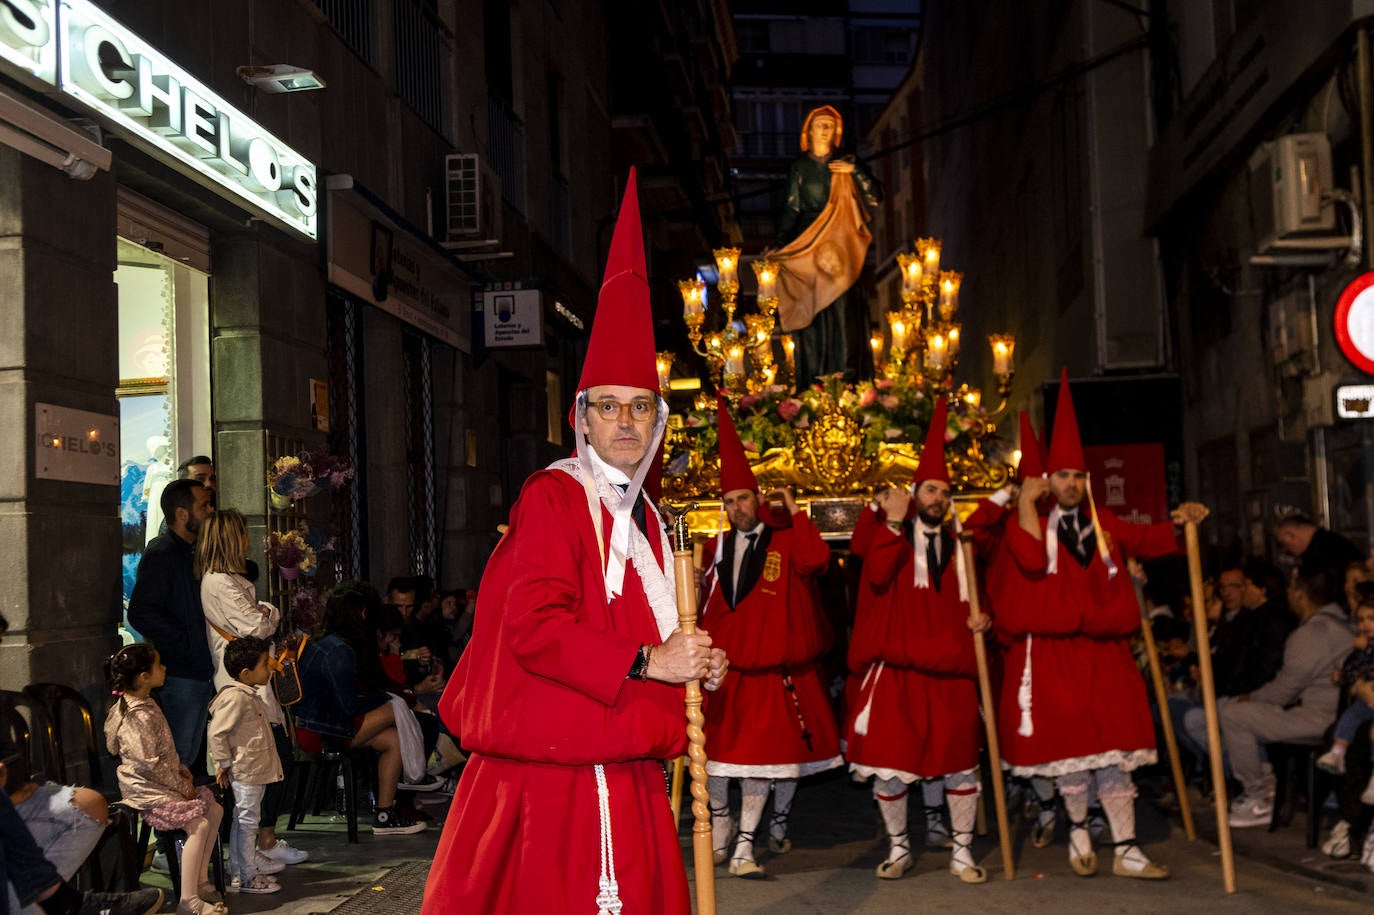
[677,249,786,403]
[872,237,1016,412]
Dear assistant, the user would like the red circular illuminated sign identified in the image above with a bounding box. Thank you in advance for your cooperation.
[1335,272,1374,375]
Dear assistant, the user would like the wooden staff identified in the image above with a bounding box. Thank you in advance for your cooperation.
[671,504,716,914]
[1185,521,1236,893]
[958,538,1015,880]
[1132,578,1196,840]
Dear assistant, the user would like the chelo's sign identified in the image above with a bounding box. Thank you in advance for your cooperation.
[0,0,317,240]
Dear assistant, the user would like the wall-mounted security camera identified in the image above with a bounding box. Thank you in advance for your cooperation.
[236,65,327,94]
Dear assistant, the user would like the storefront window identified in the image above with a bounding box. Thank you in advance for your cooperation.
[116,238,211,640]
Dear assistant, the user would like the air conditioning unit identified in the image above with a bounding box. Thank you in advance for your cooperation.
[445,153,502,241]
[1248,133,1340,254]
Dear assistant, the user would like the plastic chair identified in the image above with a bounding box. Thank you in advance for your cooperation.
[24,682,104,788]
[0,688,50,782]
[1267,740,1327,848]
[286,736,377,843]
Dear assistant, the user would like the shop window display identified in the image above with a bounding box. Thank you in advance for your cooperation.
[116,238,211,641]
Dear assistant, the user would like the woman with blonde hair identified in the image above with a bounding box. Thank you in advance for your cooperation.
[196,510,310,877]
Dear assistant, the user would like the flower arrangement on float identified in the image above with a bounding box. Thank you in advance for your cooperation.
[667,373,985,472]
[266,449,354,511]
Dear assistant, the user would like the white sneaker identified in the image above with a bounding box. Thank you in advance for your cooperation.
[253,851,287,874]
[258,839,309,865]
[1228,795,1274,828]
[1322,820,1351,858]
[1362,773,1374,807]
[1362,827,1374,872]
[1316,749,1347,775]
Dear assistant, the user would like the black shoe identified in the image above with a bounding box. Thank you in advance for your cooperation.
[79,887,165,915]
[372,805,426,836]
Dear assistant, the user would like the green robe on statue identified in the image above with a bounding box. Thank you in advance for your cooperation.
[777,153,882,387]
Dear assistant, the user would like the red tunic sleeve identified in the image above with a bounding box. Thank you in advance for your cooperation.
[440,471,687,765]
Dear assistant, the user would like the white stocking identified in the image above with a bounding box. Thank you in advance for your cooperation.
[709,776,731,856]
[944,770,980,872]
[1031,775,1056,827]
[873,776,911,864]
[770,779,797,843]
[1057,770,1092,861]
[733,778,769,863]
[1096,766,1153,873]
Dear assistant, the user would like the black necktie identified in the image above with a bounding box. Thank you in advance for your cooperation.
[925,531,941,592]
[740,532,758,578]
[615,484,648,536]
[1059,513,1092,568]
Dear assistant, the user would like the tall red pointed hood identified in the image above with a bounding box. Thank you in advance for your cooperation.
[911,398,951,486]
[1016,410,1045,481]
[1046,367,1086,473]
[573,168,659,400]
[716,393,759,495]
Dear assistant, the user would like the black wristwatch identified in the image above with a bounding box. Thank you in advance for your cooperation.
[627,644,651,681]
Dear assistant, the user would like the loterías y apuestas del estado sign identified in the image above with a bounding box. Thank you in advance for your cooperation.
[0,0,318,240]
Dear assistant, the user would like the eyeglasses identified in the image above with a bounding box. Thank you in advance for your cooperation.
[588,399,656,423]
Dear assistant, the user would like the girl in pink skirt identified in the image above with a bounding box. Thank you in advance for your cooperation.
[104,644,228,915]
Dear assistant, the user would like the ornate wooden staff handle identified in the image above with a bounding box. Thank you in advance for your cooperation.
[669,503,715,914]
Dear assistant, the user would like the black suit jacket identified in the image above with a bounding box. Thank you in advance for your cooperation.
[721,526,774,608]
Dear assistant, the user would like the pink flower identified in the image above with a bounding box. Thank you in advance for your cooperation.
[884,427,903,440]
[740,394,760,409]
[742,440,759,453]
[944,428,957,443]
[685,414,705,427]
[796,416,810,428]
[875,378,894,391]
[879,394,900,411]
[859,388,877,407]
[778,400,801,421]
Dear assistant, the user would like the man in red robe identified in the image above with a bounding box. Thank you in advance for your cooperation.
[700,395,842,879]
[421,170,728,915]
[844,399,992,883]
[993,369,1206,880]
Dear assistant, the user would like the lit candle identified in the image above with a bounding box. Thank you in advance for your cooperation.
[656,351,674,394]
[938,271,962,317]
[678,278,706,318]
[752,258,778,301]
[888,313,907,352]
[964,388,981,407]
[926,332,948,370]
[897,252,922,298]
[917,237,942,276]
[725,344,745,375]
[947,325,960,357]
[781,335,795,365]
[869,328,884,360]
[989,334,1016,376]
[714,247,741,293]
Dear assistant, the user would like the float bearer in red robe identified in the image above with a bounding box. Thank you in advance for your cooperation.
[421,169,728,915]
[844,398,993,884]
[994,368,1206,881]
[700,395,843,879]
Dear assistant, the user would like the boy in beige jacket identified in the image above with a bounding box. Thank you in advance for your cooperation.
[209,636,284,895]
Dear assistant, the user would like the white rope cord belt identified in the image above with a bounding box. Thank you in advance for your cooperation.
[595,764,622,914]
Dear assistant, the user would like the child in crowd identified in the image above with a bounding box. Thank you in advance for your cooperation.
[1317,594,1374,804]
[208,637,284,895]
[104,644,226,915]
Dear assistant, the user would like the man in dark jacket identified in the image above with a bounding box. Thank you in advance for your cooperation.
[127,478,214,765]
[1275,512,1363,596]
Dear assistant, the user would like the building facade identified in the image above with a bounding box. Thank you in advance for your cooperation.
[0,0,736,695]
[1148,1,1374,561]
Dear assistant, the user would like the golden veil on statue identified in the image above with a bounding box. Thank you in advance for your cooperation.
[774,170,874,333]
[771,106,882,385]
